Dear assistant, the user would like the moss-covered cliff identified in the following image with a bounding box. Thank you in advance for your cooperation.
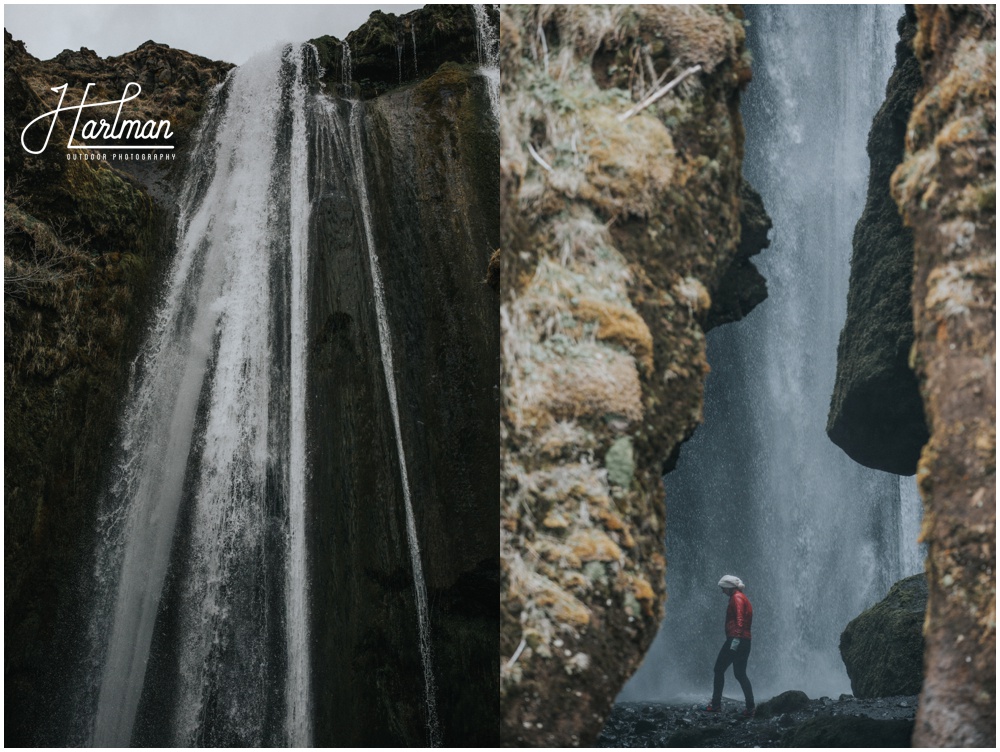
[888,5,995,747]
[827,10,929,476]
[498,5,767,745]
[3,30,231,744]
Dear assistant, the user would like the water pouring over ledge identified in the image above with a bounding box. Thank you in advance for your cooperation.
[88,43,314,747]
[620,5,923,704]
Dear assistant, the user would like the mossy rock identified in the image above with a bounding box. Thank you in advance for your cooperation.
[756,689,811,719]
[781,716,914,747]
[605,436,635,488]
[839,574,926,697]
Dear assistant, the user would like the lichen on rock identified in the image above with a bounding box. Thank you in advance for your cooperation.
[499,5,768,745]
[888,5,995,747]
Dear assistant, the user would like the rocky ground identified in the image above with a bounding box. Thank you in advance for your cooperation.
[599,693,918,747]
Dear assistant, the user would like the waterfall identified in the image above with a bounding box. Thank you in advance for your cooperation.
[89,43,313,746]
[620,6,921,703]
[411,25,419,76]
[341,40,352,94]
[286,44,313,748]
[472,5,500,124]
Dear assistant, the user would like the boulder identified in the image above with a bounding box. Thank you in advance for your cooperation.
[827,10,928,475]
[839,574,926,698]
[756,689,811,719]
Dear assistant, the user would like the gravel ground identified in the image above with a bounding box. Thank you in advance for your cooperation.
[598,693,919,747]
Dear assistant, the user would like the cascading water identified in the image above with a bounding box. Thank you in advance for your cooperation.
[473,5,500,123]
[621,6,923,704]
[88,43,315,747]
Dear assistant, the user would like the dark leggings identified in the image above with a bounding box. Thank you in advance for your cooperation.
[712,638,754,709]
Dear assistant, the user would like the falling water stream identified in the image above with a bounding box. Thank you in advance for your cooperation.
[91,44,309,747]
[473,5,500,122]
[621,6,923,704]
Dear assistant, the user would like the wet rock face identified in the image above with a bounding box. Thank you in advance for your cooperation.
[499,5,767,746]
[889,5,995,747]
[3,31,229,745]
[827,11,929,475]
[839,574,927,698]
[306,59,500,745]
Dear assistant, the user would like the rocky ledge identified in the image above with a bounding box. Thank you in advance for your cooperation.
[599,693,918,748]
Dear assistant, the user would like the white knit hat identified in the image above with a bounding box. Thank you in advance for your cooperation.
[718,575,745,591]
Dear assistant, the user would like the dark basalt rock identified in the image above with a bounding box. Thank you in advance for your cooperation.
[307,60,499,744]
[840,574,927,698]
[705,178,771,331]
[780,716,914,747]
[310,4,494,100]
[827,10,928,475]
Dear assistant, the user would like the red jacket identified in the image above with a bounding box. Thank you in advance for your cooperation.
[725,590,752,639]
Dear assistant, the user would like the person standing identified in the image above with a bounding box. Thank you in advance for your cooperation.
[704,574,755,717]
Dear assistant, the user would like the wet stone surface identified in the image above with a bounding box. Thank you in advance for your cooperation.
[599,694,919,747]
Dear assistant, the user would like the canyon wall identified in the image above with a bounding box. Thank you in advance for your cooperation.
[889,5,996,747]
[498,5,767,745]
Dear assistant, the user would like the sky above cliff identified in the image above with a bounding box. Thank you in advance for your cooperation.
[4,3,423,65]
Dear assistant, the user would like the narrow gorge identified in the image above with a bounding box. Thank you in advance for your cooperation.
[499,3,994,748]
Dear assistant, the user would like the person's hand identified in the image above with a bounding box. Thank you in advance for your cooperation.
[730,638,740,651]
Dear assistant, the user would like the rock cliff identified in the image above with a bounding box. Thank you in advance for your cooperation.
[306,7,500,745]
[498,6,767,745]
[4,31,231,744]
[889,5,995,747]
[827,10,929,476]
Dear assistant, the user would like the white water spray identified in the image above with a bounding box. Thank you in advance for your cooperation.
[90,43,313,746]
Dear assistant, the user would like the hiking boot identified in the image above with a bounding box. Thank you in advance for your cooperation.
[703,703,721,713]
[741,707,756,718]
